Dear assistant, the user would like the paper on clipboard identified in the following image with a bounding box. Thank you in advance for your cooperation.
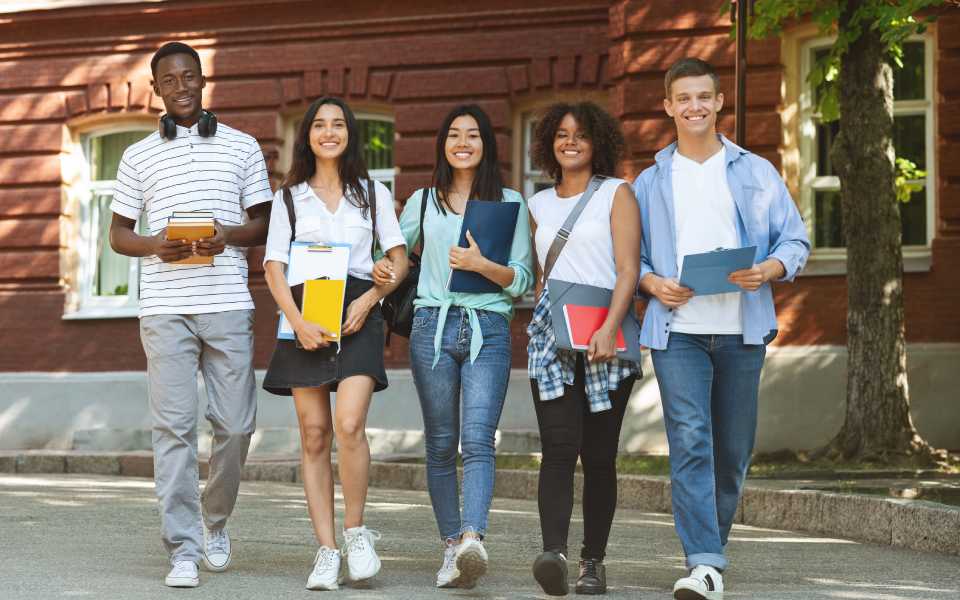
[278,242,350,340]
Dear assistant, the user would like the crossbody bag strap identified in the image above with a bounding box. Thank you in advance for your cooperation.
[282,186,296,245]
[541,175,607,282]
[368,179,377,260]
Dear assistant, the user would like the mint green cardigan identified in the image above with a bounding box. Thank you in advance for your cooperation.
[399,187,533,366]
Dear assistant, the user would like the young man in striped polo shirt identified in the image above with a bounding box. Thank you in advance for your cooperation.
[109,41,273,588]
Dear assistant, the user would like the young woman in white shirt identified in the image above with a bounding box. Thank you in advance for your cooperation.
[261,97,408,590]
[525,102,641,596]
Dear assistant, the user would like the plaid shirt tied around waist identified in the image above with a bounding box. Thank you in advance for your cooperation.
[526,288,641,413]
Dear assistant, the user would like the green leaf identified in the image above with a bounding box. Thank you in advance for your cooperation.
[895,157,927,203]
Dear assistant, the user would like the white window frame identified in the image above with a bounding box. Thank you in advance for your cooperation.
[799,34,934,274]
[521,113,553,199]
[63,125,152,320]
[355,112,397,192]
[282,110,396,191]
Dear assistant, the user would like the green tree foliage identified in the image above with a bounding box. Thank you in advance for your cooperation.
[739,0,941,199]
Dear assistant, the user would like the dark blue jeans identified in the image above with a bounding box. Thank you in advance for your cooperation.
[651,333,766,571]
[409,306,511,541]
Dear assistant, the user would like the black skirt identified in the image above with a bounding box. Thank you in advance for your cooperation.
[263,276,388,396]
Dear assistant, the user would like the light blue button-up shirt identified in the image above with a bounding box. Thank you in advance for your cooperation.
[632,136,810,350]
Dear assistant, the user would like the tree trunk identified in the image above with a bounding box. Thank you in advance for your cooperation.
[827,0,933,462]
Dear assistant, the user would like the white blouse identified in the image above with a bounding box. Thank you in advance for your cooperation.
[263,180,405,280]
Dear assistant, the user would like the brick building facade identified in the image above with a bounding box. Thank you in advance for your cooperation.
[1,0,957,451]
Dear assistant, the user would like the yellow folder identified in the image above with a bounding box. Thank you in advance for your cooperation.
[301,278,347,342]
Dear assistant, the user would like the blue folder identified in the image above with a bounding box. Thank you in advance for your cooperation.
[448,200,521,294]
[679,246,758,295]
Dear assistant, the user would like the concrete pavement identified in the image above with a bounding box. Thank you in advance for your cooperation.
[1,474,958,600]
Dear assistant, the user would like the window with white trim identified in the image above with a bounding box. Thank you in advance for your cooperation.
[286,112,396,191]
[521,113,553,198]
[67,127,152,319]
[800,37,933,251]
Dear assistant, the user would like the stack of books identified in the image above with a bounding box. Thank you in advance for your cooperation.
[167,210,215,265]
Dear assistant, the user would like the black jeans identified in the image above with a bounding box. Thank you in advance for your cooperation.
[531,355,635,561]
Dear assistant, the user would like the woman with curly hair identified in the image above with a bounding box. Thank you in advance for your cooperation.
[526,101,641,596]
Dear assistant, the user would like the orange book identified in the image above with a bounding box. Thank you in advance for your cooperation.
[166,215,215,265]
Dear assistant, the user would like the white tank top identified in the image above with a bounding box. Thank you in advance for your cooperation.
[529,177,625,289]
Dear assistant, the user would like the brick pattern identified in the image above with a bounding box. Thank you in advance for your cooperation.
[0,0,608,370]
[0,0,956,372]
[610,0,960,347]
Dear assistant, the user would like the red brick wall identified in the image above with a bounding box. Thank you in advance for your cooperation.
[610,0,960,347]
[0,0,610,371]
[0,1,957,374]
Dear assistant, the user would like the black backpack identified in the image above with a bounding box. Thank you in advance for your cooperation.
[380,188,429,339]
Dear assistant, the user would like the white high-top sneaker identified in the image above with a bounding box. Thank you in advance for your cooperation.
[674,565,724,600]
[342,526,382,582]
[306,546,341,591]
[165,560,199,588]
[453,537,488,589]
[435,541,458,588]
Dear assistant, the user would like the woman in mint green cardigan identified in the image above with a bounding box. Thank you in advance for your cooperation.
[373,105,533,589]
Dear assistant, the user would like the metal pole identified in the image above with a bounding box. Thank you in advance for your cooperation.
[734,0,748,146]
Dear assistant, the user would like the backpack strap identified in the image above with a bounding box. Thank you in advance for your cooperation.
[282,186,296,245]
[368,179,377,260]
[415,187,429,254]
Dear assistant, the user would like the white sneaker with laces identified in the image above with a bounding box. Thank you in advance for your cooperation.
[342,526,382,582]
[453,537,488,589]
[202,527,231,572]
[165,560,199,588]
[435,541,458,588]
[306,546,341,591]
[674,565,724,600]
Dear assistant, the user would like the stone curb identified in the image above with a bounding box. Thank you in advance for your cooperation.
[2,450,957,557]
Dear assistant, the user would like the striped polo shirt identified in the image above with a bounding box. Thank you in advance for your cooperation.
[111,121,272,317]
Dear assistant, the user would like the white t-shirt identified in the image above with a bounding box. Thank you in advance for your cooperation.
[111,122,273,317]
[529,177,626,289]
[263,180,405,280]
[671,148,742,334]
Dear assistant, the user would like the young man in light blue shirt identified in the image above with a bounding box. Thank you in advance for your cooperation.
[633,58,810,599]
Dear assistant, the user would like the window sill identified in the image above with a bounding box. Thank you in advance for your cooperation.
[798,247,932,276]
[63,305,139,320]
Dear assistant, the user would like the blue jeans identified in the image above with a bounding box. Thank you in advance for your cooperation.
[410,306,511,541]
[651,333,766,571]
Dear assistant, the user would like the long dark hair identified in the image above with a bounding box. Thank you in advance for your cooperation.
[432,104,504,214]
[282,96,371,216]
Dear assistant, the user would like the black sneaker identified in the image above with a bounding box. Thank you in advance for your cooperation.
[575,558,606,595]
[533,550,569,596]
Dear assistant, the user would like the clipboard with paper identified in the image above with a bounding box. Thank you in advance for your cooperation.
[277,242,350,343]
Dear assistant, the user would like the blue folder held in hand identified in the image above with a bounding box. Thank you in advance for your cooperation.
[448,200,521,294]
[679,246,758,295]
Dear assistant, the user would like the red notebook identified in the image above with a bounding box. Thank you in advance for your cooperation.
[562,304,627,351]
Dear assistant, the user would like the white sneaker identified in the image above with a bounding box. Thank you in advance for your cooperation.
[306,546,341,591]
[202,527,231,572]
[674,565,724,600]
[435,541,458,588]
[342,526,382,582]
[165,560,199,588]
[453,537,488,589]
